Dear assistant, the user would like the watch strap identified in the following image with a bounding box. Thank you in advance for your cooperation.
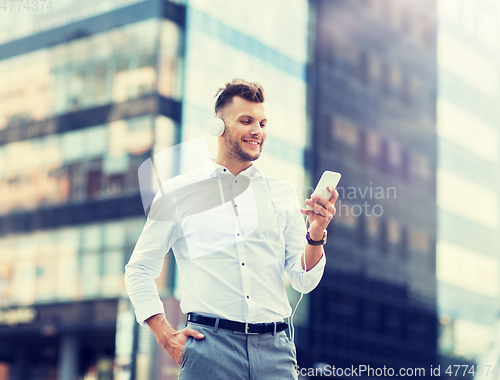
[306,229,327,246]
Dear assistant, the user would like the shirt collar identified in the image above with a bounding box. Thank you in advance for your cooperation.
[203,157,263,178]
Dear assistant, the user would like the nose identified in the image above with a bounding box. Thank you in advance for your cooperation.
[250,121,262,136]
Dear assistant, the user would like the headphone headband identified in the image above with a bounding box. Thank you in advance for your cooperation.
[208,90,226,136]
[213,90,224,116]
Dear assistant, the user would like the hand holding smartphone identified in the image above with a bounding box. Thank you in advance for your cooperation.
[305,171,341,211]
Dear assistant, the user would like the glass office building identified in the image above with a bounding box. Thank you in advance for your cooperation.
[0,0,312,379]
[436,0,500,376]
[307,0,438,374]
[0,0,185,379]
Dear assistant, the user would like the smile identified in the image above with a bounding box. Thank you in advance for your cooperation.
[243,140,260,146]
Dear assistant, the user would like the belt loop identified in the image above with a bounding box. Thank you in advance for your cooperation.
[213,317,220,333]
[272,322,277,336]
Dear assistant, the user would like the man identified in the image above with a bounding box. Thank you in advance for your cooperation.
[125,79,339,379]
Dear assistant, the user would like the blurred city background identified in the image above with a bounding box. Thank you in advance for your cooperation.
[0,0,499,379]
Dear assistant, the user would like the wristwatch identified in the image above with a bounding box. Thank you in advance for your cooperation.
[306,229,327,246]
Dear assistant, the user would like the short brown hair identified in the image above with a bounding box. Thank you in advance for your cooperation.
[214,78,265,114]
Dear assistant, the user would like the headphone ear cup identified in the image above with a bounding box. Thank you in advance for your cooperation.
[208,118,226,136]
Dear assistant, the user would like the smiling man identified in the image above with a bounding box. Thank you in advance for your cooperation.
[213,83,267,174]
[125,79,339,380]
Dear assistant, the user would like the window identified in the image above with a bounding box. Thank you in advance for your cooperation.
[399,226,408,259]
[102,250,125,297]
[92,65,109,105]
[387,138,402,174]
[388,219,401,245]
[335,201,359,230]
[104,222,126,250]
[0,218,146,306]
[401,149,410,182]
[81,252,101,298]
[409,228,430,254]
[359,51,369,85]
[389,64,402,91]
[363,214,381,249]
[453,318,494,360]
[68,69,86,111]
[365,130,381,167]
[438,30,497,98]
[381,62,390,95]
[0,240,14,307]
[1,20,161,124]
[62,130,86,163]
[402,73,411,105]
[438,98,499,163]
[379,218,388,254]
[332,116,360,155]
[438,240,499,298]
[87,169,102,199]
[56,228,80,300]
[36,232,57,302]
[438,169,498,229]
[367,53,382,83]
[85,126,109,158]
[82,224,102,252]
[410,151,431,182]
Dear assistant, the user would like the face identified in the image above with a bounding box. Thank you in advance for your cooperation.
[219,96,267,162]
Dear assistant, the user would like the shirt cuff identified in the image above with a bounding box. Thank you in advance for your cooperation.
[304,250,326,275]
[288,249,326,294]
[134,299,165,326]
[291,249,326,274]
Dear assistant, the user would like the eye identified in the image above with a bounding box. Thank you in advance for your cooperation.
[260,123,267,128]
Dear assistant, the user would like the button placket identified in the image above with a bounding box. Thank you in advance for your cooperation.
[232,177,246,241]
[234,174,251,318]
[236,233,251,319]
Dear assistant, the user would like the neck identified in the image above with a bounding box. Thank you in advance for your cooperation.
[214,153,252,176]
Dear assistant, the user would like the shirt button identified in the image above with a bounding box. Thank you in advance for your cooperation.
[237,233,240,236]
[223,169,226,172]
[235,180,237,183]
[242,263,245,266]
[246,296,249,299]
[234,204,237,207]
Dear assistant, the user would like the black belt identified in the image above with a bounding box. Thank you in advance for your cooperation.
[187,313,288,335]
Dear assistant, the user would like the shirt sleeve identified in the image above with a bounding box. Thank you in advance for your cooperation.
[124,189,180,326]
[283,192,326,294]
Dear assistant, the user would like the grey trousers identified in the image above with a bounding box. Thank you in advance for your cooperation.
[179,321,298,380]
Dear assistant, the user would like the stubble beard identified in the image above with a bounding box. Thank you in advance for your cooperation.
[224,132,262,162]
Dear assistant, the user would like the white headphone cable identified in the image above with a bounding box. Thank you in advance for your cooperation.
[260,152,307,344]
[289,217,309,343]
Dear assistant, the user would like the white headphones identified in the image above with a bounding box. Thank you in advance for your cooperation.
[208,90,226,136]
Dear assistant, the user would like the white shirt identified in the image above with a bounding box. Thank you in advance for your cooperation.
[125,157,326,326]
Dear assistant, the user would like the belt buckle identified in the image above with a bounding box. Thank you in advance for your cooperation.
[244,322,259,335]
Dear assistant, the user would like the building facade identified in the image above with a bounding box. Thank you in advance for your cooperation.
[436,0,500,377]
[306,0,438,375]
[0,0,185,379]
[0,0,312,379]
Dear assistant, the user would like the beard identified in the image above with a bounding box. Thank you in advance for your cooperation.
[223,130,262,162]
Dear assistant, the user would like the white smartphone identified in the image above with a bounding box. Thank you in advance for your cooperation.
[306,171,342,211]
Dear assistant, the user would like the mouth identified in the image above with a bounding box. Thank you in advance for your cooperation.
[242,140,260,148]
